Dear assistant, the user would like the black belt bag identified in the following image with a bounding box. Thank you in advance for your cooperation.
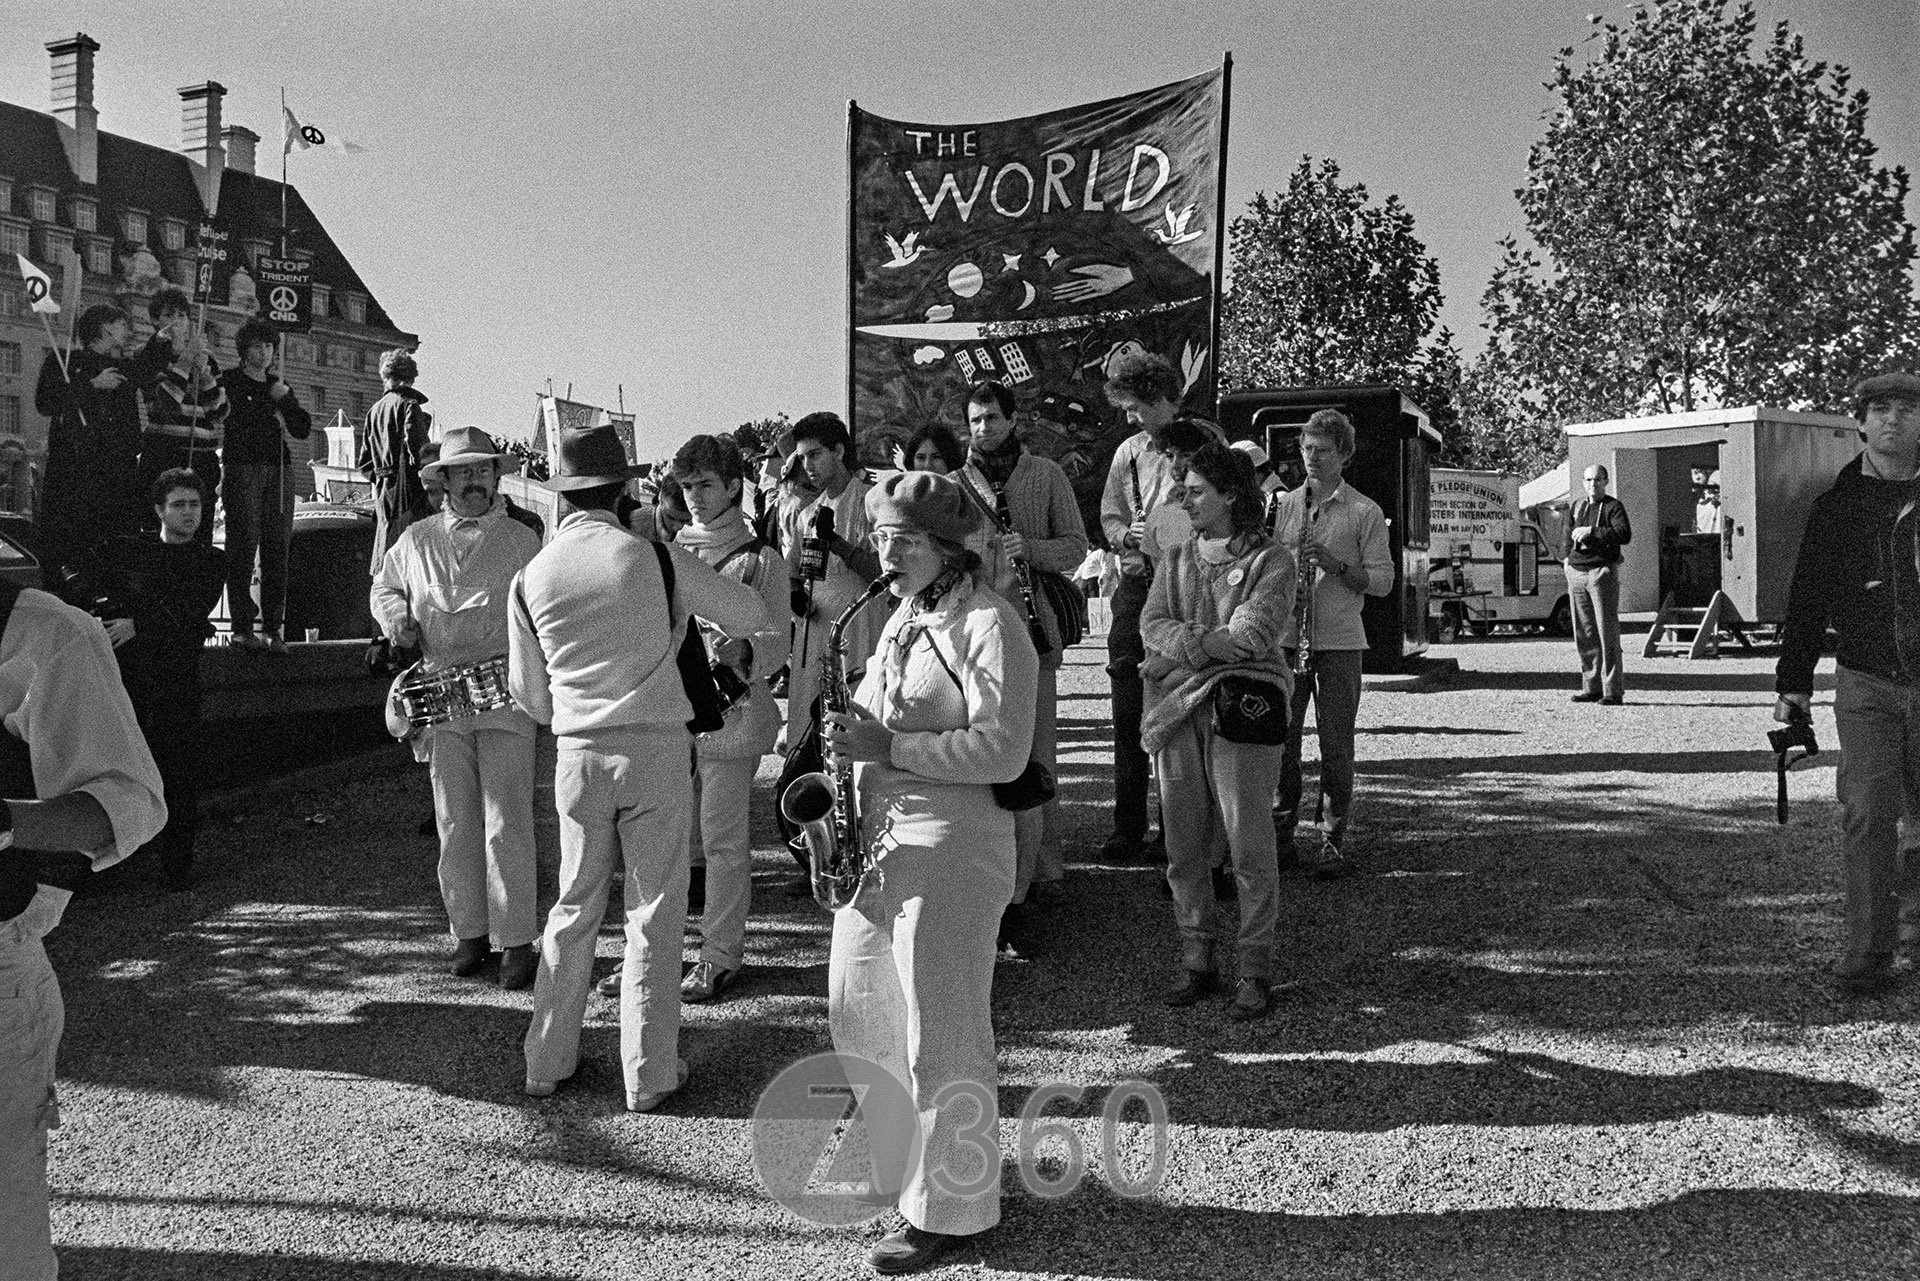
[1211,675,1290,746]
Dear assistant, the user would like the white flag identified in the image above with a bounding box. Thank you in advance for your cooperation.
[14,254,58,315]
[284,104,366,155]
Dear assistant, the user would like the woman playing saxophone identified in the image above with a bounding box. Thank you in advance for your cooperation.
[821,470,1038,1274]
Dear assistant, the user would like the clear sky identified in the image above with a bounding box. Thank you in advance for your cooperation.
[6,0,1914,451]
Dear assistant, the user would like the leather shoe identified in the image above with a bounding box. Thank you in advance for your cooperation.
[1600,694,1624,705]
[1570,691,1601,703]
[681,960,737,1002]
[1099,831,1148,862]
[498,944,537,990]
[868,1223,966,1274]
[596,969,623,997]
[449,936,492,977]
[1228,977,1272,1021]
[1163,969,1217,1007]
[1833,955,1896,997]
[626,1057,690,1113]
[523,1067,575,1098]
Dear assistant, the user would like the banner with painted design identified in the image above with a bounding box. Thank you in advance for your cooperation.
[848,64,1228,503]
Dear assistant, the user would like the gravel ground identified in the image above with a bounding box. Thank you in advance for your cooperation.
[43,632,1920,1279]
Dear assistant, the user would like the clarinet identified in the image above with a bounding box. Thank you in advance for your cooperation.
[991,482,1052,657]
[1292,481,1317,676]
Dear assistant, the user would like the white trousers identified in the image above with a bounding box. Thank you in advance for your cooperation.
[691,754,758,970]
[524,725,693,1098]
[0,888,67,1281]
[429,725,538,948]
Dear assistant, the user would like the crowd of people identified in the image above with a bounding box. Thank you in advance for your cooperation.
[9,310,1919,1275]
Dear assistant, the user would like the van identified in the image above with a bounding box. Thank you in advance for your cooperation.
[1428,469,1569,641]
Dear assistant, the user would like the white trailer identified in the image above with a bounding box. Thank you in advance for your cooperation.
[1427,469,1570,641]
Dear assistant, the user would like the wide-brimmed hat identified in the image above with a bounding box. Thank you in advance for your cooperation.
[421,426,510,478]
[866,470,983,546]
[544,423,644,491]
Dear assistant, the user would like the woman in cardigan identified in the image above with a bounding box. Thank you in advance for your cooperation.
[1140,441,1294,1021]
[824,470,1038,1274]
[955,381,1089,935]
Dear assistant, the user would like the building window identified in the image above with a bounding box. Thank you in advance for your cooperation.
[311,385,328,411]
[29,189,54,222]
[0,223,25,257]
[0,289,16,318]
[0,178,11,214]
[0,343,20,376]
[122,210,147,243]
[160,220,185,250]
[38,228,71,262]
[85,240,112,275]
[347,392,363,418]
[0,395,19,436]
[342,294,366,325]
[247,240,272,269]
[314,343,330,367]
[71,199,96,232]
[311,285,331,318]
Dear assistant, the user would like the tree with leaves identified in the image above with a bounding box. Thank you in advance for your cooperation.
[1221,155,1462,450]
[1474,0,1919,443]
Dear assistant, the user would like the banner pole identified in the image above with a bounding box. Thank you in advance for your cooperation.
[1208,52,1233,414]
[844,100,857,446]
[281,87,290,255]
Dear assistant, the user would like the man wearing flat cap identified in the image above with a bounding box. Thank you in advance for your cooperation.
[510,423,766,1112]
[372,426,544,990]
[1777,370,1920,997]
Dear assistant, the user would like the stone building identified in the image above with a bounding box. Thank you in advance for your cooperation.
[0,33,417,497]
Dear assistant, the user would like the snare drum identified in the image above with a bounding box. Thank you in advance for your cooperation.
[389,655,515,733]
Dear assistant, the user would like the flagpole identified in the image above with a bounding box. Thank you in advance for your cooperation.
[280,87,289,253]
[36,310,70,383]
[1207,52,1232,413]
[844,100,857,444]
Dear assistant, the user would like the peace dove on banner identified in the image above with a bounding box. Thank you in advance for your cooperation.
[283,105,367,155]
[14,254,59,315]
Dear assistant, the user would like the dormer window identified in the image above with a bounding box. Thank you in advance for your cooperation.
[247,239,272,269]
[85,239,112,275]
[121,210,147,243]
[0,179,12,214]
[342,293,366,325]
[160,220,186,251]
[312,284,331,318]
[29,188,55,222]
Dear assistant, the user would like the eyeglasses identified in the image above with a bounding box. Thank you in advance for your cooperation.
[870,529,932,552]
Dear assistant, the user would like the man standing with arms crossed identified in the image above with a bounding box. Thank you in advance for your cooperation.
[1098,352,1188,862]
[1776,371,1920,997]
[374,427,544,989]
[1271,409,1393,877]
[511,424,764,1111]
[1567,463,1632,704]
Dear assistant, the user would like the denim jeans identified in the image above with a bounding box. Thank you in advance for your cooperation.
[221,462,296,635]
[1833,666,1920,970]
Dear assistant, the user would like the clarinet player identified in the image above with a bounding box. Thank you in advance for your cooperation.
[956,381,1087,940]
[822,472,1038,1273]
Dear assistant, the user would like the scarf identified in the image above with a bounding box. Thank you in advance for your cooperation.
[674,504,757,566]
[967,432,1024,488]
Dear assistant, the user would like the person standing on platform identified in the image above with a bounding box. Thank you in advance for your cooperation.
[955,381,1087,929]
[373,427,544,990]
[1098,352,1188,862]
[1271,409,1393,878]
[0,579,166,1281]
[219,320,312,652]
[137,290,227,542]
[511,424,764,1110]
[98,468,226,891]
[1567,463,1632,704]
[1776,371,1920,997]
[358,349,433,575]
[32,303,152,578]
[784,412,883,751]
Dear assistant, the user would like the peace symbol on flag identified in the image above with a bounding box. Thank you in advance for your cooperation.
[301,125,324,146]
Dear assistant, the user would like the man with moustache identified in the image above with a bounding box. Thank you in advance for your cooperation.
[372,427,544,989]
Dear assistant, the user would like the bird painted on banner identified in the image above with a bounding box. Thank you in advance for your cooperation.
[1153,202,1204,245]
[882,231,930,268]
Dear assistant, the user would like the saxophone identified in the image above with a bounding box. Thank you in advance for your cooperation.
[1292,481,1317,675]
[781,572,900,911]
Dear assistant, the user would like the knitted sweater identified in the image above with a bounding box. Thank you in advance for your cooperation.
[956,452,1090,656]
[1138,534,1294,754]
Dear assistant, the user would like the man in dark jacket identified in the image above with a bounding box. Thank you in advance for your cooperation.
[1567,463,1632,704]
[1777,370,1920,996]
[356,348,432,574]
[219,320,313,651]
[32,303,156,576]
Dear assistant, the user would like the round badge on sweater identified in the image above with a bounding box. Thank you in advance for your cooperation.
[1227,568,1245,587]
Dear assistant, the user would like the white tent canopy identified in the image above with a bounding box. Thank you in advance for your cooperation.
[1519,464,1570,510]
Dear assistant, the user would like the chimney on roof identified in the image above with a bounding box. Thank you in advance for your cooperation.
[221,124,259,177]
[47,34,100,186]
[178,81,226,215]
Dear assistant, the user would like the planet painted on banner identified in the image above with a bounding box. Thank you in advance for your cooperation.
[947,261,984,298]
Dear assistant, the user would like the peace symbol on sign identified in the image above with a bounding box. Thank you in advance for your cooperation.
[302,125,325,146]
[23,278,46,304]
[270,286,299,313]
